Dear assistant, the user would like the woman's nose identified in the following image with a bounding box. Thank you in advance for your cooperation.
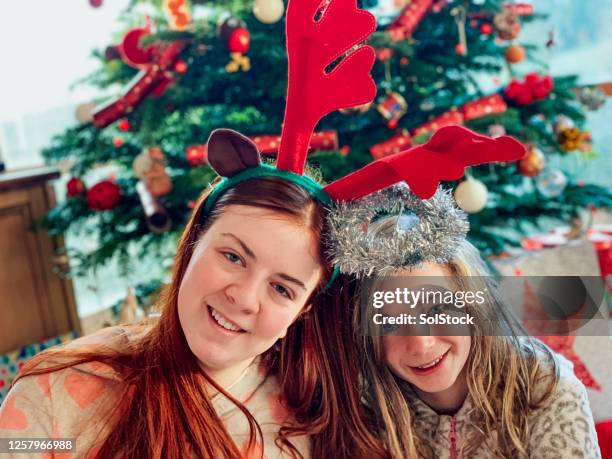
[224,278,261,315]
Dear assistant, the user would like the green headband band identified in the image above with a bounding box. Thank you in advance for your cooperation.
[202,164,333,216]
[201,164,339,290]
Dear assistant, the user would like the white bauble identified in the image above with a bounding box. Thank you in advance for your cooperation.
[454,177,488,213]
[253,0,285,24]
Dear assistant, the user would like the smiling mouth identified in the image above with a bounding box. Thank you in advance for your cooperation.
[207,305,246,333]
[409,349,450,371]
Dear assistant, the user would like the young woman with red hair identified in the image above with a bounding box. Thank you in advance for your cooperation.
[0,125,385,459]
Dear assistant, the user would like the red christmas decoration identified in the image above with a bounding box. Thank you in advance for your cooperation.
[480,23,492,35]
[527,73,554,100]
[411,109,464,137]
[252,131,338,155]
[185,145,208,167]
[118,119,131,131]
[227,27,251,54]
[87,180,121,211]
[461,94,508,121]
[593,240,612,280]
[504,73,554,106]
[186,131,339,167]
[387,0,434,41]
[113,137,123,147]
[504,3,534,16]
[119,27,155,69]
[370,130,412,160]
[174,60,188,74]
[93,41,187,128]
[375,47,394,62]
[89,0,103,7]
[66,177,86,197]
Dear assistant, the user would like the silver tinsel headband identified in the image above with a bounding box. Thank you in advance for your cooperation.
[326,184,469,277]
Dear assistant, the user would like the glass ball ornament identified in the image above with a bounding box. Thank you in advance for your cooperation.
[536,169,567,198]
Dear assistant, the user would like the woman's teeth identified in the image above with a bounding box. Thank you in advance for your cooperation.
[209,306,244,332]
[416,352,446,369]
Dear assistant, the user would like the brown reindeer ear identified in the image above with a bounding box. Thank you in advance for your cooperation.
[207,129,261,177]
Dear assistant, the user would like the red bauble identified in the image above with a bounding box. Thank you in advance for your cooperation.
[185,145,208,166]
[119,27,155,68]
[504,79,533,106]
[524,72,540,87]
[89,0,103,7]
[66,177,86,197]
[227,27,250,53]
[455,43,466,55]
[87,180,121,211]
[113,137,124,147]
[376,48,393,61]
[531,74,554,100]
[480,23,492,35]
[514,89,534,106]
[174,59,188,74]
[118,119,131,131]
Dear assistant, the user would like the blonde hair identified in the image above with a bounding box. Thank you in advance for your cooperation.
[356,237,560,458]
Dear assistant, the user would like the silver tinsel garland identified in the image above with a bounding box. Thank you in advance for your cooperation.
[326,184,469,277]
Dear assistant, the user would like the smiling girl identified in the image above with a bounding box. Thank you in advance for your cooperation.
[0,126,342,459]
[323,184,601,458]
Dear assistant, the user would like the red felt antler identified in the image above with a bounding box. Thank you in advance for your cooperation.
[276,0,377,174]
[324,125,527,200]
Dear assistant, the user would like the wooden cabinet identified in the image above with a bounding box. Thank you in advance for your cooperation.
[0,167,81,354]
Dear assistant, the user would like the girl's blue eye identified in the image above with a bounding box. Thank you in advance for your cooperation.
[382,322,400,334]
[272,283,291,299]
[428,304,446,316]
[223,252,243,265]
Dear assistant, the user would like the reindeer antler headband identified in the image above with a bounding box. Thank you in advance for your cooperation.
[204,0,377,214]
[203,0,527,278]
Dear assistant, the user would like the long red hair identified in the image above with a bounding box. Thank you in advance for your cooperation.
[15,176,389,458]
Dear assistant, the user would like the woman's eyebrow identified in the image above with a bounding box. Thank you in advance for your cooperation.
[221,232,307,290]
[221,233,257,260]
[276,273,307,291]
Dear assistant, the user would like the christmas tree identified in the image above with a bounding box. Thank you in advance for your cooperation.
[43,0,612,283]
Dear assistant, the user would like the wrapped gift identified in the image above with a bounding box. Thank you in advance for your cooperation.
[411,109,464,137]
[504,3,534,16]
[387,0,433,41]
[252,130,338,155]
[369,130,412,160]
[461,94,508,121]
